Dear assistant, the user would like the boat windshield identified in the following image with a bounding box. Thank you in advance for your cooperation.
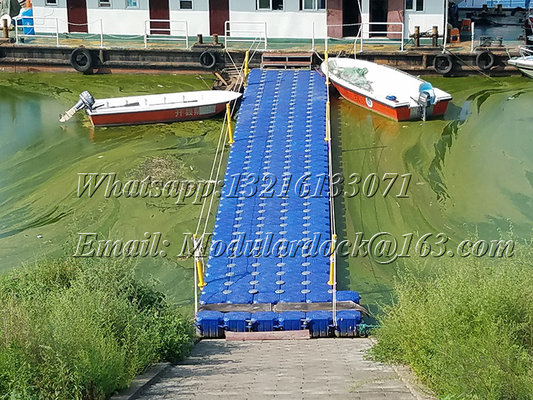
[328,61,373,92]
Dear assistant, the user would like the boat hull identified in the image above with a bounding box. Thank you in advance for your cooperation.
[508,60,533,79]
[88,103,227,127]
[332,80,449,122]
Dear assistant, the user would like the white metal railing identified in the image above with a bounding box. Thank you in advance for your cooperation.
[326,22,405,55]
[14,17,59,46]
[144,19,189,49]
[470,22,476,53]
[14,17,104,48]
[224,21,267,50]
[355,22,405,53]
[459,0,527,7]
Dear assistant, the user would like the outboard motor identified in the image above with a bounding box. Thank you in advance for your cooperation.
[417,82,435,121]
[59,91,95,122]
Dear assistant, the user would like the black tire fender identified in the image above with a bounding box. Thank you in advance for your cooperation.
[476,50,495,71]
[199,50,217,69]
[433,53,454,75]
[70,47,94,73]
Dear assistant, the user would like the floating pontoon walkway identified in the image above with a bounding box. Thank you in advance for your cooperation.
[196,69,363,338]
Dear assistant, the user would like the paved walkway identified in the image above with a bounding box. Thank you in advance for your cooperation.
[137,339,434,400]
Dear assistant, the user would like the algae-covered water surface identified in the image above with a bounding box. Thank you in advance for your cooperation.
[1,72,531,308]
[334,75,533,307]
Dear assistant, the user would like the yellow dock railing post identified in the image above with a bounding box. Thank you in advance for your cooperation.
[226,103,234,145]
[243,50,250,87]
[193,234,206,288]
[325,52,329,86]
[325,100,331,142]
[328,234,337,286]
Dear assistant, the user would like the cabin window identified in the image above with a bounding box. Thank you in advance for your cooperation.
[406,0,423,11]
[301,0,325,10]
[257,0,270,9]
[126,0,138,8]
[45,0,57,6]
[179,0,193,9]
[99,0,111,7]
[256,0,283,10]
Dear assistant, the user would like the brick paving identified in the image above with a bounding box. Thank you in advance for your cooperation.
[137,338,435,400]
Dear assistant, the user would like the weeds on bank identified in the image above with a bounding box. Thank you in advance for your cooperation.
[371,246,533,400]
[0,259,194,400]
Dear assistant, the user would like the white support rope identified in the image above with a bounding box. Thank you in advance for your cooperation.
[324,53,338,328]
[192,39,263,314]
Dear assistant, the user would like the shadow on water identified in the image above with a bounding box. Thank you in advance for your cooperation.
[0,205,73,239]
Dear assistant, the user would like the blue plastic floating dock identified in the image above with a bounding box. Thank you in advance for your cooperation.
[196,69,361,338]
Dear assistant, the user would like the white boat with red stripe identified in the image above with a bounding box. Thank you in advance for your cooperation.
[60,90,242,127]
[321,57,452,121]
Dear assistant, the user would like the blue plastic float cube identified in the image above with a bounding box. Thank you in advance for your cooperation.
[251,312,278,331]
[196,311,224,338]
[278,311,305,331]
[306,311,332,338]
[336,290,360,304]
[336,310,362,337]
[223,312,251,332]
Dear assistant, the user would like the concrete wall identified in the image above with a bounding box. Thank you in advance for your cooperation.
[228,0,326,39]
[360,0,443,40]
[33,0,444,41]
[404,1,445,37]
[32,0,69,33]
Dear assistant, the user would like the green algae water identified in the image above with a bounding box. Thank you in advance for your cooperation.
[1,72,532,308]
[0,72,222,304]
[333,75,533,308]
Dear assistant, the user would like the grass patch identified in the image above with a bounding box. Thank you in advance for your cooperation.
[0,259,194,400]
[371,246,533,399]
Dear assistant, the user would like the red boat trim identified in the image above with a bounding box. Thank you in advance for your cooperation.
[88,103,226,127]
[332,80,409,121]
[331,80,449,121]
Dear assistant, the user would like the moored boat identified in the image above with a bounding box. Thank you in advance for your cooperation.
[508,47,533,78]
[320,57,452,121]
[60,90,242,127]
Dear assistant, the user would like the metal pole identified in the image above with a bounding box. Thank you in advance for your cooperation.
[14,18,18,44]
[311,21,315,52]
[55,18,59,47]
[185,21,189,49]
[224,21,228,49]
[144,20,148,48]
[193,236,198,315]
[264,21,267,50]
[99,19,103,48]
[361,23,364,52]
[470,21,475,53]
[443,0,449,52]
[401,22,404,51]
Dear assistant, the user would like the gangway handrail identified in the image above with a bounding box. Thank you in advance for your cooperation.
[144,19,189,49]
[14,17,105,48]
[224,21,267,50]
[14,17,60,46]
[326,22,405,55]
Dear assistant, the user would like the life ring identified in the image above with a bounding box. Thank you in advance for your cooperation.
[476,50,495,71]
[70,47,94,73]
[199,51,217,69]
[433,53,454,75]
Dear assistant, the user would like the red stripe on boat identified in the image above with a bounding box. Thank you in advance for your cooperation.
[89,103,226,127]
